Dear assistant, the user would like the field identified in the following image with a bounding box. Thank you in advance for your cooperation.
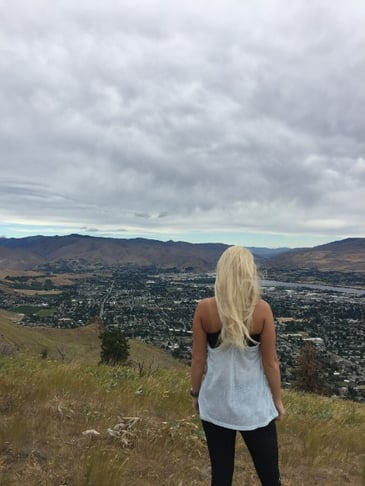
[0,310,364,485]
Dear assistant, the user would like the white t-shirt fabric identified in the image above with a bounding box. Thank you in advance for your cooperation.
[198,343,278,430]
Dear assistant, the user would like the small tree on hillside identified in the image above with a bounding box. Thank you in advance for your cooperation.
[293,342,327,394]
[99,327,130,365]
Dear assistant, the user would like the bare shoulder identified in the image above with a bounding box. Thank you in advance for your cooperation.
[254,298,272,314]
[196,296,216,310]
[251,299,273,334]
[195,297,220,332]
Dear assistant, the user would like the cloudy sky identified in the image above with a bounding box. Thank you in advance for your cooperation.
[0,0,364,248]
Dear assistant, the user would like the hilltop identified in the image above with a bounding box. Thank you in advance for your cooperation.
[0,312,364,485]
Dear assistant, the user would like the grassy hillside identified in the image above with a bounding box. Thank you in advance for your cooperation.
[0,310,183,369]
[0,312,364,485]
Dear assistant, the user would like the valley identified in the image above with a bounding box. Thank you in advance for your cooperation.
[0,264,364,401]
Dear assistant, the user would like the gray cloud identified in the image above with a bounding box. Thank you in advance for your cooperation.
[0,0,364,245]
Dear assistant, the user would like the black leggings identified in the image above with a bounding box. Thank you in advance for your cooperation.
[202,419,281,486]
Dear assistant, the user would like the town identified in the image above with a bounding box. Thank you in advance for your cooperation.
[1,265,364,400]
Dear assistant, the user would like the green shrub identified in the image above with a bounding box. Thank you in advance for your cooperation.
[99,327,129,365]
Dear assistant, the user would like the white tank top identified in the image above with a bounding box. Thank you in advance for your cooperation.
[198,343,278,430]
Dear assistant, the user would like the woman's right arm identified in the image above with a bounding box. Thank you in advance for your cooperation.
[259,300,285,421]
[191,300,207,413]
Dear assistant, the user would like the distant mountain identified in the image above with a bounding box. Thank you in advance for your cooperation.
[263,237,365,273]
[0,234,229,271]
[1,234,363,273]
[247,247,290,259]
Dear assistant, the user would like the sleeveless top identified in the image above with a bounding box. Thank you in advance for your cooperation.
[198,331,278,430]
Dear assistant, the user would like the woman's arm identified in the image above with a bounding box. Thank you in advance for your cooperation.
[259,300,285,420]
[190,301,207,413]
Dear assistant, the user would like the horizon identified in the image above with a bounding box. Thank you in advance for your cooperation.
[0,226,362,250]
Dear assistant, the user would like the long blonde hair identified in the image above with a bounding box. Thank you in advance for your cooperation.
[214,246,261,348]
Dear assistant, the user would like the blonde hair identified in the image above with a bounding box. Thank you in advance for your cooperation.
[214,246,261,348]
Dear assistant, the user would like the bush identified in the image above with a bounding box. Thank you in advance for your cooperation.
[99,327,130,365]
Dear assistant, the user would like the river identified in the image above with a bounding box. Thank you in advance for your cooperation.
[262,280,365,296]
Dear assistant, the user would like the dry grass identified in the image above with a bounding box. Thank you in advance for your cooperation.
[0,312,364,485]
[0,271,100,297]
[10,289,62,296]
[0,357,197,485]
[0,356,364,486]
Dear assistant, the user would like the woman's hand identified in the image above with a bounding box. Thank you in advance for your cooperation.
[192,397,199,414]
[274,399,285,421]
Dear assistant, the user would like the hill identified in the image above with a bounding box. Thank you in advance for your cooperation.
[0,319,364,485]
[0,234,229,272]
[0,234,290,272]
[1,234,364,274]
[263,237,365,273]
[0,309,182,369]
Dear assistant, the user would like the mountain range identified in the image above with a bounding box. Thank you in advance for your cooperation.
[0,234,364,273]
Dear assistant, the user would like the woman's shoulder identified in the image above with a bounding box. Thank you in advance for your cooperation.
[195,297,220,332]
[255,298,271,311]
[195,297,217,318]
[251,299,273,334]
[253,299,273,320]
[197,296,216,309]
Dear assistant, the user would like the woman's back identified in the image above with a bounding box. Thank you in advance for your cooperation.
[198,344,278,429]
[196,296,270,339]
[196,297,279,430]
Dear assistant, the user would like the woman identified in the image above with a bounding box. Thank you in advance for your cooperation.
[191,246,285,486]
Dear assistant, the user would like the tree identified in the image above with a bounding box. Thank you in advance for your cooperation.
[99,327,130,365]
[43,278,54,290]
[293,342,327,394]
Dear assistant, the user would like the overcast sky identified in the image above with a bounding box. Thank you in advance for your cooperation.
[0,0,364,248]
